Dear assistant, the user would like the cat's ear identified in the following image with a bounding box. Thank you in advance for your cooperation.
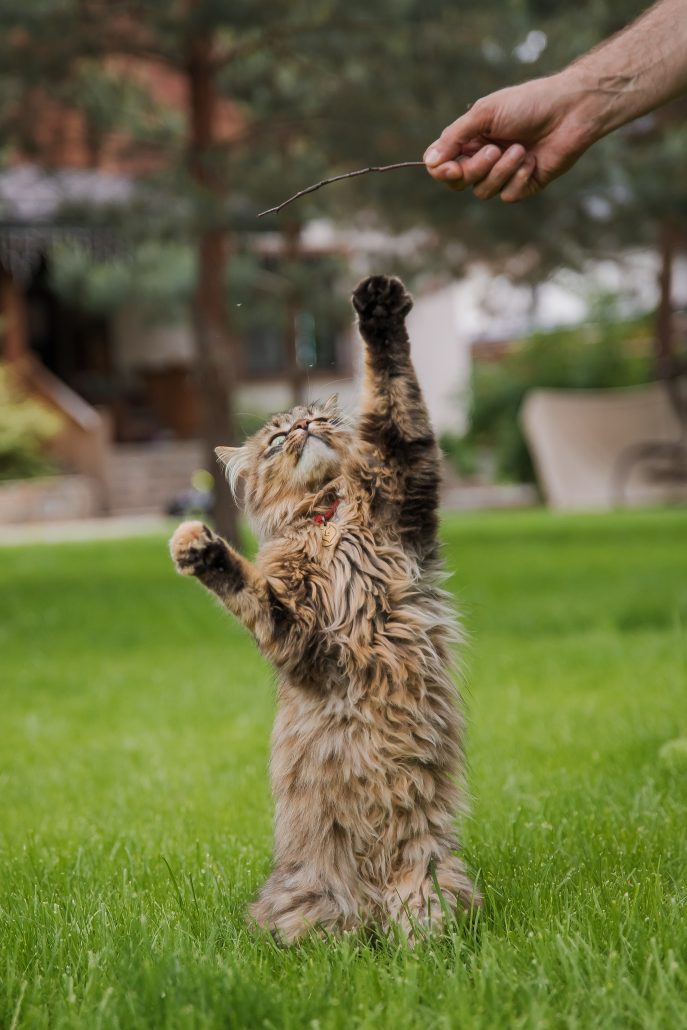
[322,393,339,416]
[215,446,248,497]
[215,446,242,467]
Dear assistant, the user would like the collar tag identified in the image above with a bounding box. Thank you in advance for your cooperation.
[321,522,338,546]
[312,497,341,546]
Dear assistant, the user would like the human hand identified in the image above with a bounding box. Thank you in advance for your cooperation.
[424,71,598,202]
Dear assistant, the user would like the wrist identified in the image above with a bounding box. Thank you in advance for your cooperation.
[554,66,616,147]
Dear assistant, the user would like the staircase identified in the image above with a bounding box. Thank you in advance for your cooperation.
[106,440,205,516]
[17,355,110,511]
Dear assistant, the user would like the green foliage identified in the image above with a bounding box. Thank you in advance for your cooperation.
[69,61,184,156]
[48,241,195,323]
[47,239,352,361]
[228,246,351,372]
[2,0,684,335]
[1,510,686,1027]
[439,432,479,478]
[2,0,685,285]
[468,314,655,482]
[0,366,61,480]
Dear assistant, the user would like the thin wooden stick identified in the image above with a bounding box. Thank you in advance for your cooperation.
[257,161,425,217]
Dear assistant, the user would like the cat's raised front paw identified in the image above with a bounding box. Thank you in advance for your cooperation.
[169,521,232,578]
[352,275,413,328]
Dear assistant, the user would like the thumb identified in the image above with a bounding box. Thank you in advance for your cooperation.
[424,104,490,167]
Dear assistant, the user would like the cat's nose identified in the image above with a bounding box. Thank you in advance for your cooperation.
[291,418,309,433]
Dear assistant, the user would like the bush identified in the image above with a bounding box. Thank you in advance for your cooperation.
[466,316,655,483]
[0,366,62,481]
[439,432,479,478]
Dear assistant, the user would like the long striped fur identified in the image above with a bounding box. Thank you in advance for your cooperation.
[170,275,480,942]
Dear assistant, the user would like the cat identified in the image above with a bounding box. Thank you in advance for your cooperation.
[169,274,480,942]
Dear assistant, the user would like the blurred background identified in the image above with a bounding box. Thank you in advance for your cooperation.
[1,0,686,541]
[1,11,686,1022]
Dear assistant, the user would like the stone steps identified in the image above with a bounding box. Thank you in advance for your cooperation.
[106,441,205,515]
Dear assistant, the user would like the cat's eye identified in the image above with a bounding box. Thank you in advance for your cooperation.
[268,433,287,449]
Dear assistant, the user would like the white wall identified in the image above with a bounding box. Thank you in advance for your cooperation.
[406,283,471,436]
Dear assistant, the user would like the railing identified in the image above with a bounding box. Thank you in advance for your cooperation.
[17,355,111,513]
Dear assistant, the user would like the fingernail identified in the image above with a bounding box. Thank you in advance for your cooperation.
[483,145,501,161]
[424,146,442,166]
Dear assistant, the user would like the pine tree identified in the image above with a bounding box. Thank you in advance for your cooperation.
[3,0,685,540]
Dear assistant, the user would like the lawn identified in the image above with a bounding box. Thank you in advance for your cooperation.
[1,509,686,1029]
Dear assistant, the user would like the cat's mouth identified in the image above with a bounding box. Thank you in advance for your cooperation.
[290,432,337,484]
[293,431,330,459]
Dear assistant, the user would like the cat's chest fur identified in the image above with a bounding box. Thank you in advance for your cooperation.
[264,500,407,606]
[257,496,449,694]
[262,499,458,837]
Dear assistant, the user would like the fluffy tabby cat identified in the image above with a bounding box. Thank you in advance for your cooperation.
[170,275,480,941]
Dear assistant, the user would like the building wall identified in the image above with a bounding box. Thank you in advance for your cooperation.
[111,307,362,432]
[405,283,471,437]
[113,308,195,371]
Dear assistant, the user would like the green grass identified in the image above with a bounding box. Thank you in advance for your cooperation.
[1,509,686,1029]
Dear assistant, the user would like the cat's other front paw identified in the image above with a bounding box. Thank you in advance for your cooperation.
[352,275,413,335]
[169,521,234,580]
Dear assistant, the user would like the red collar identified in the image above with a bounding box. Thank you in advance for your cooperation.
[312,497,340,525]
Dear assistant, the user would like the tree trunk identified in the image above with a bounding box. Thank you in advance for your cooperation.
[0,266,29,363]
[656,220,675,379]
[186,31,239,543]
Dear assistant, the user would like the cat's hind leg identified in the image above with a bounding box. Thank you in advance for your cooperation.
[249,867,363,944]
[382,856,481,940]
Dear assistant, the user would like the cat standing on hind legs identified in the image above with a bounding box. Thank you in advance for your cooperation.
[170,275,481,942]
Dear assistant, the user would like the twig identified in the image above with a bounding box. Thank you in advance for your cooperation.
[257,161,425,217]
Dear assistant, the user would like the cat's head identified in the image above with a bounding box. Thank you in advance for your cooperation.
[215,394,352,537]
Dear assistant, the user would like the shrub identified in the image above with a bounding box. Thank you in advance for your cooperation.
[439,432,479,478]
[466,316,655,483]
[0,366,62,481]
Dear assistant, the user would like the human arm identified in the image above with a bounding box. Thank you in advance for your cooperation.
[424,0,687,202]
